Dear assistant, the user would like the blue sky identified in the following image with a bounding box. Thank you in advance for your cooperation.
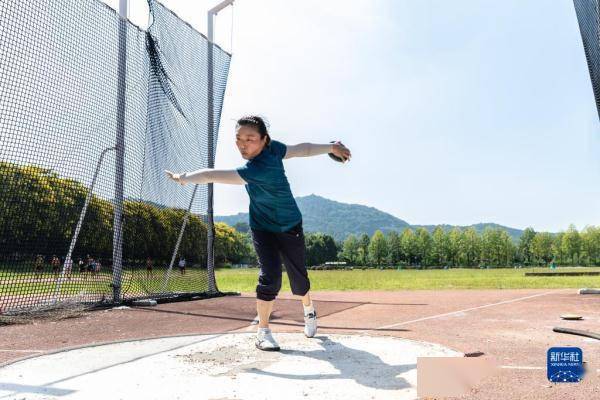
[112,0,599,232]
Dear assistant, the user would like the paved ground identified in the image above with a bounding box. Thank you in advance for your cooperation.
[0,333,463,400]
[1,289,599,399]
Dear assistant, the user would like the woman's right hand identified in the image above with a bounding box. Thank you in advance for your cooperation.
[165,170,187,185]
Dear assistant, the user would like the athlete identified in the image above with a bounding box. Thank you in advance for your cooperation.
[166,115,351,351]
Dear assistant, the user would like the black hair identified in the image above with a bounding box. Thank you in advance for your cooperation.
[236,115,271,145]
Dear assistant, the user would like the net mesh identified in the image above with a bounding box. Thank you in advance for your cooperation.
[574,0,600,120]
[0,0,231,313]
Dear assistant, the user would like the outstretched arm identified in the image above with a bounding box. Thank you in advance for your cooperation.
[165,169,245,185]
[284,143,332,159]
[284,142,351,161]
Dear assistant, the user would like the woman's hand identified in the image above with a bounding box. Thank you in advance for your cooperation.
[331,141,352,163]
[165,170,187,185]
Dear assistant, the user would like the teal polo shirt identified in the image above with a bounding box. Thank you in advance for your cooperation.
[236,140,302,233]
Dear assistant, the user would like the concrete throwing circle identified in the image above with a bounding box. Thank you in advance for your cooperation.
[0,333,461,400]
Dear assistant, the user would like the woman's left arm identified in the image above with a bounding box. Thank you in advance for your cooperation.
[284,142,351,161]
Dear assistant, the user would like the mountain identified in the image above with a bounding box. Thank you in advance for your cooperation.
[297,195,411,240]
[216,213,250,228]
[215,194,524,242]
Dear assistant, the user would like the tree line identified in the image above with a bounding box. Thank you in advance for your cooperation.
[227,223,600,268]
[0,162,226,266]
[2,161,597,269]
[337,225,600,268]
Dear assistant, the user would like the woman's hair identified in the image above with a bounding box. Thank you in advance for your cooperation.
[236,115,271,145]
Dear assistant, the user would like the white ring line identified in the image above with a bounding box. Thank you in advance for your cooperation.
[500,366,544,370]
[368,289,571,331]
[0,333,227,369]
[0,349,45,353]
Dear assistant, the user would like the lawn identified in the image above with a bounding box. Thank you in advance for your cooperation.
[0,268,210,296]
[214,267,600,292]
[2,266,599,297]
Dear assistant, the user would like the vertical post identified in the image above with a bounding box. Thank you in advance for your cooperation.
[53,147,116,301]
[112,0,128,303]
[162,185,199,293]
[206,0,234,293]
[207,11,216,293]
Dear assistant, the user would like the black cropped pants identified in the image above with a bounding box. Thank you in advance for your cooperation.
[251,222,310,301]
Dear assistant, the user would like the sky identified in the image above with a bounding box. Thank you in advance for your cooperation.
[103,0,600,232]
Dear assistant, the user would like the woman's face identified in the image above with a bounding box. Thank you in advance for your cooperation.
[235,126,267,160]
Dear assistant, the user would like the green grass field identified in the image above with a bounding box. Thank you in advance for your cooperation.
[0,268,209,297]
[215,267,600,292]
[2,266,599,297]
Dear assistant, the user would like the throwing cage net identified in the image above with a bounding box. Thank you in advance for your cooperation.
[574,0,600,120]
[0,0,231,313]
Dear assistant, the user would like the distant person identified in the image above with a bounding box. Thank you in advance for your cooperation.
[78,258,85,274]
[178,257,186,275]
[166,115,351,351]
[51,255,60,276]
[34,254,44,279]
[146,257,154,278]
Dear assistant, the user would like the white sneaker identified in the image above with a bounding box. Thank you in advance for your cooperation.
[304,311,317,338]
[255,328,280,351]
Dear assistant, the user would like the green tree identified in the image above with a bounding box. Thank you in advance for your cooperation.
[431,226,449,266]
[400,228,417,265]
[581,226,600,266]
[358,233,370,266]
[518,227,536,265]
[481,228,514,266]
[447,228,462,267]
[552,232,564,264]
[387,231,403,265]
[368,230,388,266]
[305,233,338,266]
[500,230,516,266]
[356,247,367,266]
[460,227,481,267]
[415,228,432,267]
[340,234,359,265]
[0,161,213,265]
[532,232,554,264]
[214,222,252,265]
[561,224,582,265]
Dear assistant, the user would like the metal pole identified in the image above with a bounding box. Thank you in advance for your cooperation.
[206,0,234,293]
[161,185,199,293]
[112,0,128,303]
[53,147,116,301]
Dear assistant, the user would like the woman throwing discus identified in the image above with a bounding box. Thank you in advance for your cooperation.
[166,115,351,351]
